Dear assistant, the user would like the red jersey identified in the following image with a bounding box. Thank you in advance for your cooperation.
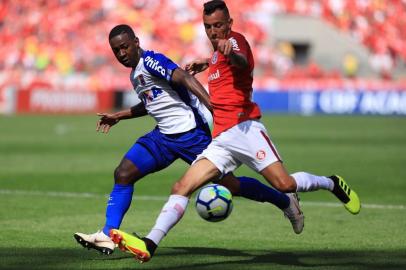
[208,31,261,138]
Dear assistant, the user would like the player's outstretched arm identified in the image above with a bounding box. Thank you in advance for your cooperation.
[184,58,210,75]
[96,103,147,133]
[172,68,212,112]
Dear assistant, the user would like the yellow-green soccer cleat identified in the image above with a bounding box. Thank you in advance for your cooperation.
[109,229,151,263]
[329,175,361,214]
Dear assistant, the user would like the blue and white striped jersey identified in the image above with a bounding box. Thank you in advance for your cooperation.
[130,50,211,134]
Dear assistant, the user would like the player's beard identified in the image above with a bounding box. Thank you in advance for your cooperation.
[212,42,218,51]
[210,38,219,51]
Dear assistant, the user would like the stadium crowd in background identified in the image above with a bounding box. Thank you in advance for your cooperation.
[1,0,405,93]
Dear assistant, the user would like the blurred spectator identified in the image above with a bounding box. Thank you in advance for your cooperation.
[342,53,359,78]
[0,0,405,93]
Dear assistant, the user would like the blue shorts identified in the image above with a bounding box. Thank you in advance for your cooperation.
[124,125,211,175]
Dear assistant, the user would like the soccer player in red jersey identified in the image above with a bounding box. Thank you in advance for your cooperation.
[109,1,361,262]
[74,23,304,256]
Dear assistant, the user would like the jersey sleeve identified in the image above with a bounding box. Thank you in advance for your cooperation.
[228,34,249,58]
[228,32,254,70]
[143,51,179,82]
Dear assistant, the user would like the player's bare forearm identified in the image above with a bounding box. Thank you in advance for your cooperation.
[110,103,147,120]
[172,68,212,112]
[186,75,212,112]
[96,103,147,133]
[185,58,210,75]
[228,51,248,69]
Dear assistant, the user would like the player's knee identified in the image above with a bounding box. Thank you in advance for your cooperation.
[171,180,193,197]
[273,177,296,193]
[114,167,135,185]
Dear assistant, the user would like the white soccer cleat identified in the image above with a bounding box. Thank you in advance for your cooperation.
[74,230,115,255]
[283,193,304,234]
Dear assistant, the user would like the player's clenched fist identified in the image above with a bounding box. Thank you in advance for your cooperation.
[217,39,233,56]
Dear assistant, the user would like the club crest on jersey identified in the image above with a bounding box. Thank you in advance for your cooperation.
[256,150,266,160]
[211,52,218,64]
[137,74,146,86]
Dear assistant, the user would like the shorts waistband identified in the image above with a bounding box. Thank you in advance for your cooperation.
[163,128,196,138]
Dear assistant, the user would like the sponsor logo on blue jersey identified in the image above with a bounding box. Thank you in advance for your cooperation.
[141,86,163,103]
[144,56,166,76]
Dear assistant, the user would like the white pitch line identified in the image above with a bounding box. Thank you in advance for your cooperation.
[0,189,167,200]
[0,189,405,210]
[300,201,405,210]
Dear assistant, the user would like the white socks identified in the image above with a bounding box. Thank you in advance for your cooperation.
[146,194,189,245]
[144,173,333,245]
[292,172,334,192]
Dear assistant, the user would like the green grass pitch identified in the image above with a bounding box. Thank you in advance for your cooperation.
[1,114,405,270]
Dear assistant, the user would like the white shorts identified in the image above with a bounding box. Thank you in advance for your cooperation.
[194,120,282,175]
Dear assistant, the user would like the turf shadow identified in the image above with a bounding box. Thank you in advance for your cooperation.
[151,246,406,270]
[0,248,126,270]
[1,247,405,270]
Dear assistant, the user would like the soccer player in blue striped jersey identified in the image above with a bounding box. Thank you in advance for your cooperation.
[73,24,303,255]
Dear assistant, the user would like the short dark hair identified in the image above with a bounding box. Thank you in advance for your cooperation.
[109,24,136,40]
[203,0,229,17]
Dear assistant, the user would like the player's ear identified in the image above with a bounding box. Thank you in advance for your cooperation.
[133,36,139,46]
[228,18,233,29]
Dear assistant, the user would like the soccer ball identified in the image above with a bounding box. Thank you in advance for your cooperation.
[195,184,233,222]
